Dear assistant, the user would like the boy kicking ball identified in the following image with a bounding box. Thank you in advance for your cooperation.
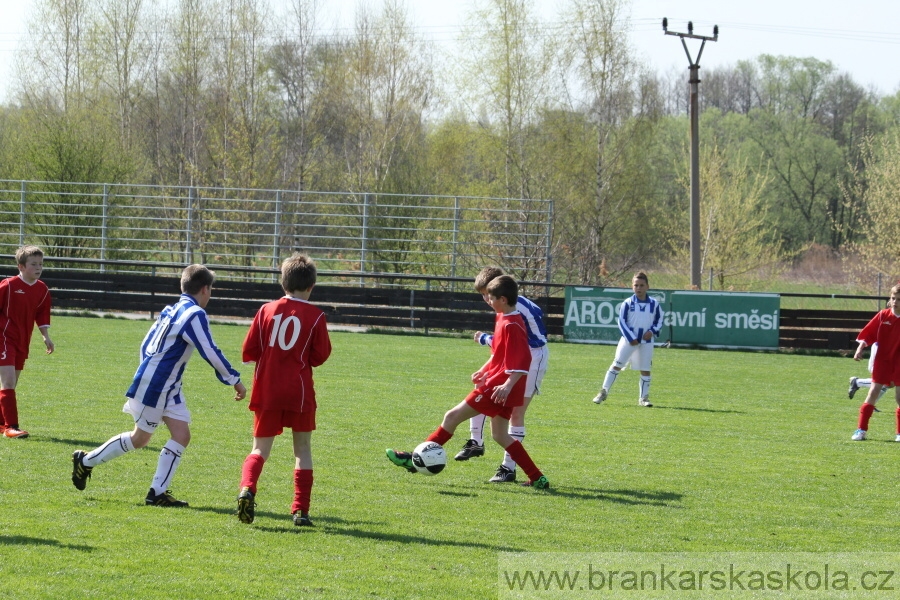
[386,275,549,489]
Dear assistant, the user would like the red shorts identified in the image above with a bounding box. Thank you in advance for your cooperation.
[253,409,316,437]
[0,338,26,371]
[464,389,516,420]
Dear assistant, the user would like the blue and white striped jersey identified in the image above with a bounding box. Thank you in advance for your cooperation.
[477,295,548,349]
[618,294,663,344]
[126,294,241,408]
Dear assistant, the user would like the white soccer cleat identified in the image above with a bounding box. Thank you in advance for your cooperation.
[895,434,900,443]
[592,389,607,404]
[638,397,653,407]
[851,429,867,441]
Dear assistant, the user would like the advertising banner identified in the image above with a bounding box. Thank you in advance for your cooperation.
[564,287,779,349]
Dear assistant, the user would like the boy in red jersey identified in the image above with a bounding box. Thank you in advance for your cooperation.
[0,245,54,438]
[386,275,549,489]
[851,283,900,441]
[237,254,332,526]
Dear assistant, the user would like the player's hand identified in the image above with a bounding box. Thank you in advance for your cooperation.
[473,331,483,343]
[44,338,55,354]
[642,331,653,341]
[234,382,247,401]
[630,339,639,346]
[491,382,510,404]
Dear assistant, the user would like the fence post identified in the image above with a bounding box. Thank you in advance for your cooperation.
[100,184,109,272]
[185,187,195,265]
[273,190,283,278]
[451,197,461,291]
[709,268,713,291]
[360,193,371,286]
[19,181,26,246]
[544,199,554,286]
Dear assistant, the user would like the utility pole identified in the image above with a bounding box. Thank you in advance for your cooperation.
[663,18,717,290]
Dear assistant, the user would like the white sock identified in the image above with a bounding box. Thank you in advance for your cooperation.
[859,378,872,387]
[469,413,487,445]
[602,368,619,391]
[151,440,185,495]
[639,375,652,398]
[502,426,525,470]
[84,432,135,467]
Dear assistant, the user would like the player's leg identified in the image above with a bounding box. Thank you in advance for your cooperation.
[490,401,528,483]
[894,388,900,443]
[455,413,486,461]
[144,414,190,506]
[852,383,884,441]
[291,430,314,526]
[635,344,655,407]
[387,399,479,470]
[72,399,159,491]
[491,415,548,489]
[593,338,633,404]
[0,362,26,437]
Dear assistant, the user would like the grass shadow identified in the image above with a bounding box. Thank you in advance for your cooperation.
[31,436,163,453]
[653,406,745,415]
[0,534,94,552]
[314,526,525,552]
[523,486,684,507]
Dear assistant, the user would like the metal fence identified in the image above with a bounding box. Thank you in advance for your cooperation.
[0,180,554,286]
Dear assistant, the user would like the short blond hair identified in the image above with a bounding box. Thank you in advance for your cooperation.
[16,245,43,265]
[281,254,317,293]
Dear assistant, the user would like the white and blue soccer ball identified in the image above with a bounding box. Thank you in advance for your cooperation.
[412,441,446,475]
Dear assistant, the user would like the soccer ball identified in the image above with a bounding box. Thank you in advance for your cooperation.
[411,441,446,475]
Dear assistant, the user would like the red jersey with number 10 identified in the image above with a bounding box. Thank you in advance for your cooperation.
[242,296,332,412]
[857,307,900,385]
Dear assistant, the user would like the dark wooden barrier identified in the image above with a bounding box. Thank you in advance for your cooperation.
[31,270,567,336]
[3,267,874,349]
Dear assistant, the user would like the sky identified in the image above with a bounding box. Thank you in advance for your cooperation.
[2,0,900,101]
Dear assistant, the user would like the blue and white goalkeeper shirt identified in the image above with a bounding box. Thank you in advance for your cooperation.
[618,294,663,344]
[126,294,241,408]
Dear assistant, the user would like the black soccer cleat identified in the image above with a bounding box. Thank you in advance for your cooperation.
[237,487,256,524]
[454,439,485,461]
[488,465,516,483]
[293,511,313,527]
[71,450,93,491]
[145,488,189,507]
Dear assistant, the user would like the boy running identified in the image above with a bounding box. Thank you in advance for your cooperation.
[455,266,549,484]
[851,283,900,441]
[71,265,246,506]
[386,275,549,489]
[0,245,54,439]
[236,255,332,527]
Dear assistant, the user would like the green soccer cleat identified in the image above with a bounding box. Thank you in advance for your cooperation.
[521,475,550,490]
[386,449,416,472]
[237,487,256,524]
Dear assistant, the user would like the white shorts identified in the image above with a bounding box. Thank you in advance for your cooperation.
[613,337,654,372]
[524,345,549,398]
[123,397,192,434]
[868,343,878,373]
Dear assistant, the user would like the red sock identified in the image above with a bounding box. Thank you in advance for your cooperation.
[0,389,17,428]
[292,469,314,514]
[858,403,876,431]
[240,453,265,495]
[504,440,542,482]
[426,426,453,447]
[895,407,900,435]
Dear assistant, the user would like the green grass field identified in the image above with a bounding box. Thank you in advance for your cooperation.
[1,316,898,599]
